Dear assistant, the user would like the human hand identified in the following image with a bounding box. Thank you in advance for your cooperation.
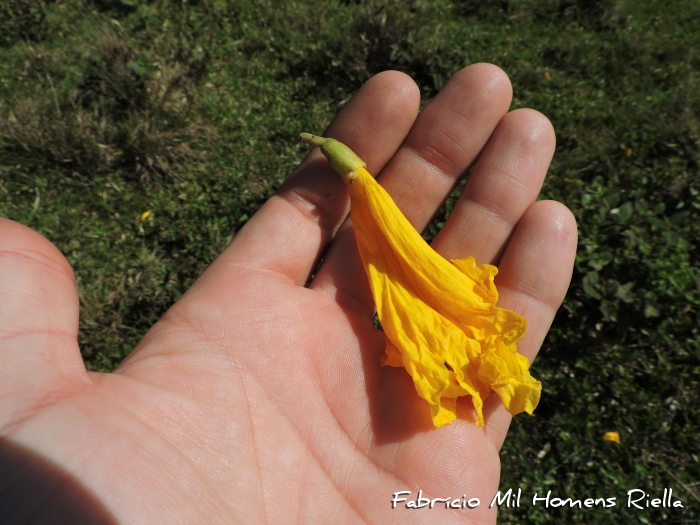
[0,64,576,524]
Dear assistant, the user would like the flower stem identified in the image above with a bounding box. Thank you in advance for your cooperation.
[300,133,366,184]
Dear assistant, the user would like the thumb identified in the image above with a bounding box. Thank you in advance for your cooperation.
[0,218,89,431]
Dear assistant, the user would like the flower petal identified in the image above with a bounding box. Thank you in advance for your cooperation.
[348,167,540,427]
[603,431,621,444]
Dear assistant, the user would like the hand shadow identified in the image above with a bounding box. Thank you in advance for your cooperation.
[0,437,118,525]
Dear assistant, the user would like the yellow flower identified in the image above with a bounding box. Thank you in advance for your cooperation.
[140,210,152,222]
[301,133,541,428]
[603,431,621,444]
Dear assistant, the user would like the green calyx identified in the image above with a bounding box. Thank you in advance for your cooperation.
[300,133,366,184]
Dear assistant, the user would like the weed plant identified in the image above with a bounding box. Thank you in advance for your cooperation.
[1,0,698,523]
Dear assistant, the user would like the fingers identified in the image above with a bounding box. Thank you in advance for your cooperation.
[370,63,514,230]
[483,201,578,448]
[432,108,556,264]
[0,219,87,430]
[494,201,578,362]
[311,64,513,312]
[203,70,420,289]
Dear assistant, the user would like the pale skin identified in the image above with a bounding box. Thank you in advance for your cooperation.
[0,65,577,524]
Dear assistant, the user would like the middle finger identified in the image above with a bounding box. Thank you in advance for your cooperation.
[431,107,556,264]
[310,64,513,313]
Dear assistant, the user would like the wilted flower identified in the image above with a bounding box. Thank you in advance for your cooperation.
[301,133,541,428]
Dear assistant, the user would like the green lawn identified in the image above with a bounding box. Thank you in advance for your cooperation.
[1,0,698,523]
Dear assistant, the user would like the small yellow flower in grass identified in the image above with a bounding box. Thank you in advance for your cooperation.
[300,133,541,428]
[140,210,152,222]
[544,71,552,81]
[603,431,621,444]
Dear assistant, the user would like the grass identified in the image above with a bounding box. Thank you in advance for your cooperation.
[1,0,699,522]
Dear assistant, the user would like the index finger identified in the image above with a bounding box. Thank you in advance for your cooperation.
[202,71,420,288]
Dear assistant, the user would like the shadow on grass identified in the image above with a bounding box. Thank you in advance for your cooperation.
[1,30,210,182]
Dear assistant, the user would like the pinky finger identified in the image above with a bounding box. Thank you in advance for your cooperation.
[484,200,578,448]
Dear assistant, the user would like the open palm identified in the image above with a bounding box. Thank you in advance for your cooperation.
[1,65,576,524]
